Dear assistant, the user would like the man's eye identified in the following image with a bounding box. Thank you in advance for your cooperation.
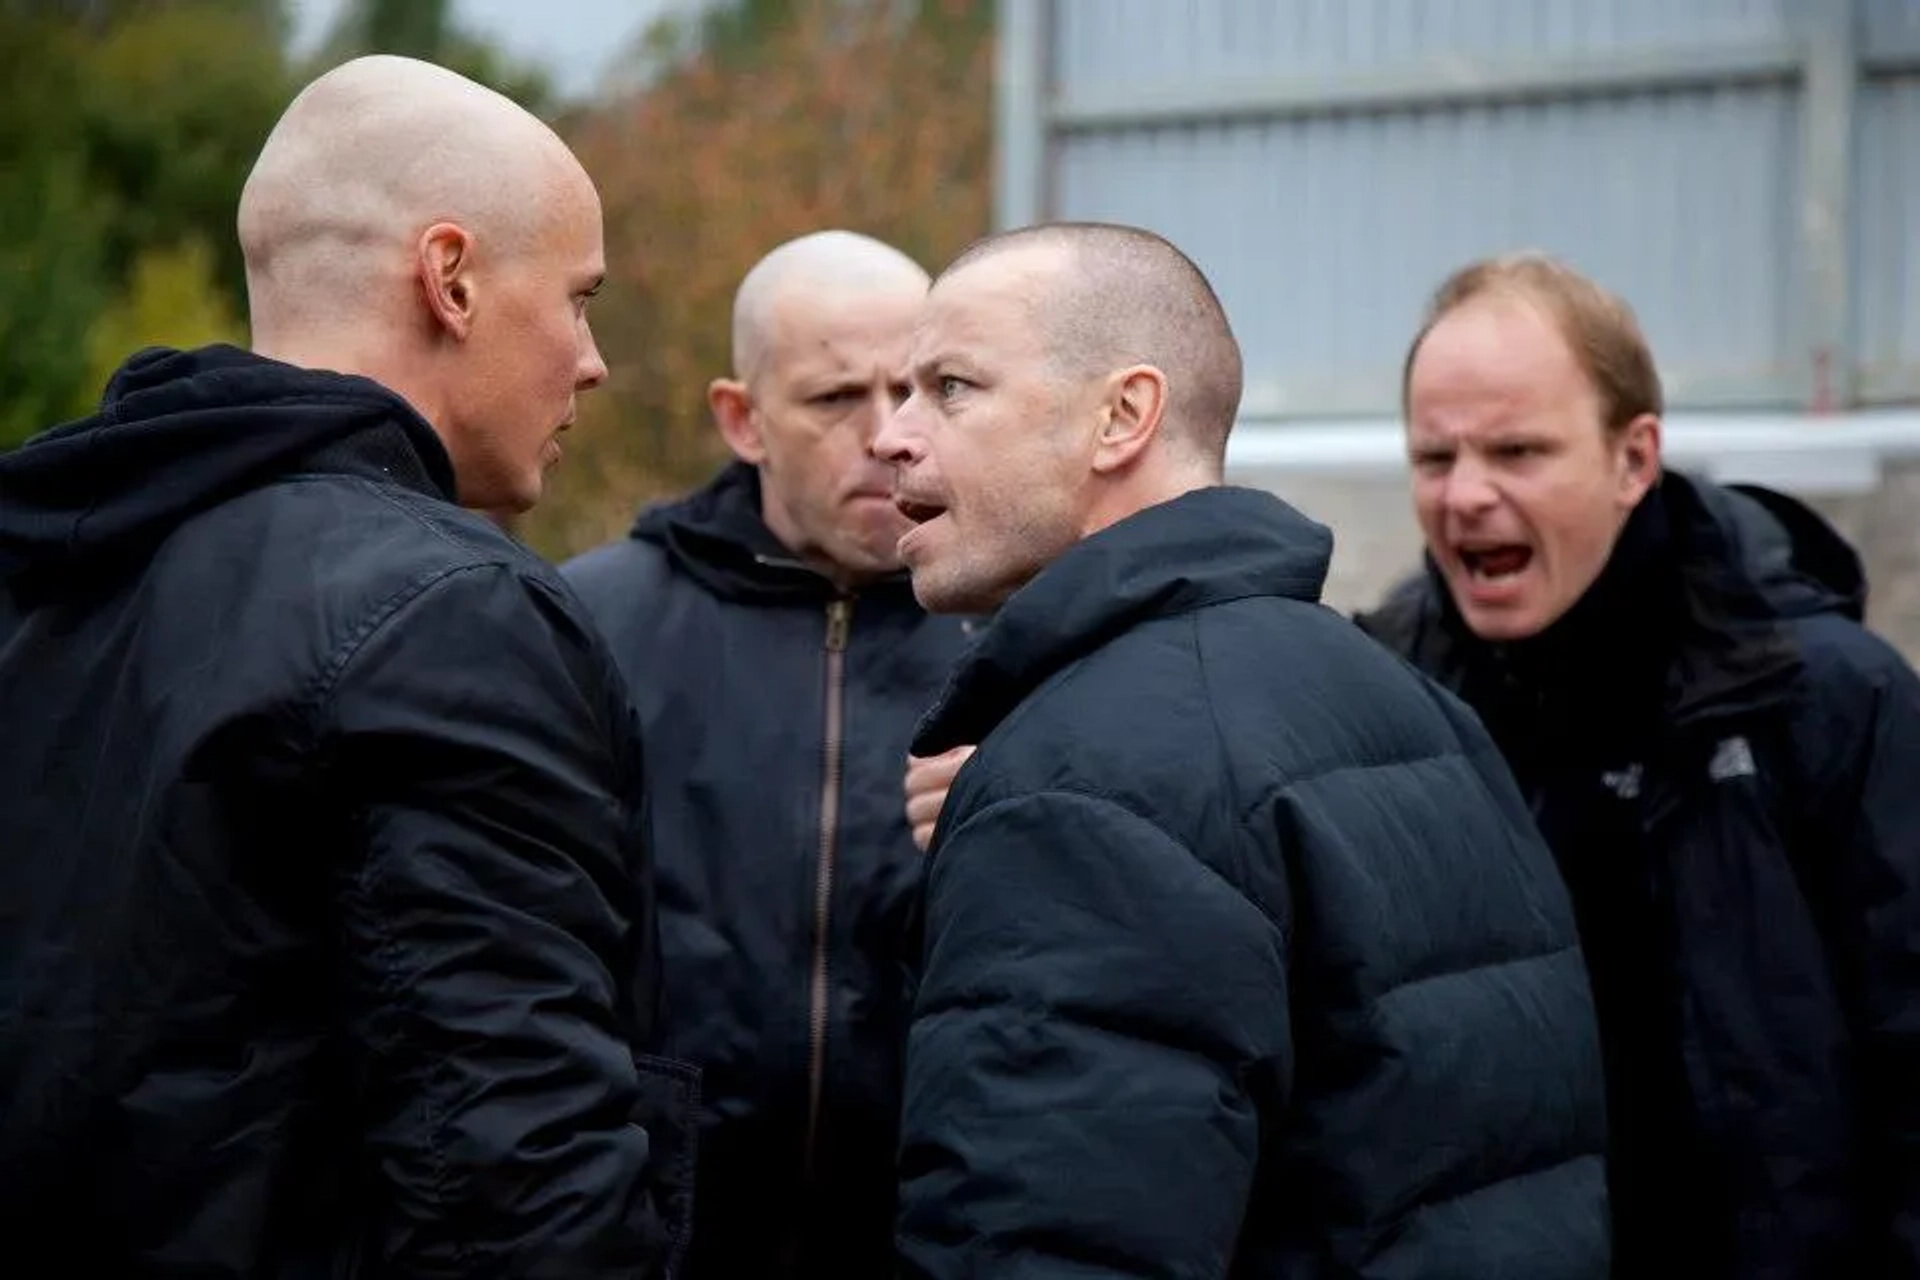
[938,376,968,401]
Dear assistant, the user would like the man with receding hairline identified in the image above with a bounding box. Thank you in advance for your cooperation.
[1360,252,1920,1279]
[564,229,972,1279]
[875,221,1608,1277]
[0,55,693,1277]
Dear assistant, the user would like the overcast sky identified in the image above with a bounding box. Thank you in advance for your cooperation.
[285,0,683,100]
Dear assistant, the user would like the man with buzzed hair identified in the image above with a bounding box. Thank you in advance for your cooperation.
[564,229,972,1279]
[875,221,1609,1278]
[0,55,693,1277]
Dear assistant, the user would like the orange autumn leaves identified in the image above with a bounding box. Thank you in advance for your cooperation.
[523,0,994,559]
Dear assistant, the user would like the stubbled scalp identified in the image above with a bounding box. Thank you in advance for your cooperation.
[940,222,1245,467]
[730,230,929,386]
[237,53,583,350]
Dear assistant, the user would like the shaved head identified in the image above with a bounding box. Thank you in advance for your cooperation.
[941,222,1244,465]
[706,230,928,586]
[730,230,929,386]
[238,54,584,345]
[235,54,610,514]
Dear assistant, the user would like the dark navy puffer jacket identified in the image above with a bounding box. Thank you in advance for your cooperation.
[563,463,973,1279]
[897,485,1609,1279]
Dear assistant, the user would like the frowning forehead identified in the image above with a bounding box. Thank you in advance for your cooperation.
[908,263,1043,375]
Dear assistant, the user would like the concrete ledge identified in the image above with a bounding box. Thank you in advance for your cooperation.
[1225,409,1920,494]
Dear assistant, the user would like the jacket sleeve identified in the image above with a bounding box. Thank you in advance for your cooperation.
[897,789,1290,1279]
[322,563,693,1279]
[1817,641,1920,1274]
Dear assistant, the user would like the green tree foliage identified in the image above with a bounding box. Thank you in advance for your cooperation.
[0,0,554,448]
[78,236,245,414]
[0,0,287,441]
[0,14,109,441]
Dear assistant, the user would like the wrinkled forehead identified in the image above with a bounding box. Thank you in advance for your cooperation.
[766,284,923,376]
[913,252,1056,367]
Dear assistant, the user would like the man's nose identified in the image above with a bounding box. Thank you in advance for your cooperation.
[870,396,921,465]
[1442,457,1499,515]
[578,331,609,391]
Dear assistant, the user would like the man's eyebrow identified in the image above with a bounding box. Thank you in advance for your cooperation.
[913,350,975,377]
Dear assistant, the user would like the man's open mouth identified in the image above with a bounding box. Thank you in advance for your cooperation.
[1459,544,1533,581]
[895,497,946,525]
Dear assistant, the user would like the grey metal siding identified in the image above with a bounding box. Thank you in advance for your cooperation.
[1006,0,1918,418]
[1050,0,1795,87]
[1857,0,1920,401]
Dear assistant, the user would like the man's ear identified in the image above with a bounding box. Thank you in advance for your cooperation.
[1616,412,1663,507]
[418,222,477,341]
[1090,365,1169,475]
[709,378,764,464]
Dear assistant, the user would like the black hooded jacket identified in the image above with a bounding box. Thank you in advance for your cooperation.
[897,486,1609,1278]
[0,345,695,1278]
[1357,472,1920,1279]
[562,462,973,1279]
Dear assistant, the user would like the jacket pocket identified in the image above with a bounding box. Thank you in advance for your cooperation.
[633,1052,701,1279]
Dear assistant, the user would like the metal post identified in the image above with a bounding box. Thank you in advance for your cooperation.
[1799,0,1858,413]
[994,0,1048,230]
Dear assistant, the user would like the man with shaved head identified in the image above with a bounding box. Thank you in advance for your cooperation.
[0,55,692,1276]
[564,229,972,1279]
[875,221,1609,1278]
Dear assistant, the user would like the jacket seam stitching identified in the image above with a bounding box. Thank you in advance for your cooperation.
[1231,748,1460,830]
[312,561,504,1271]
[959,785,1288,936]
[297,563,500,730]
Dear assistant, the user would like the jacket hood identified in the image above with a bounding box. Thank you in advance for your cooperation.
[915,485,1333,754]
[0,344,452,586]
[631,460,918,606]
[1691,478,1866,623]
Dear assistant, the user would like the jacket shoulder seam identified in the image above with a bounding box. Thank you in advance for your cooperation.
[300,562,511,728]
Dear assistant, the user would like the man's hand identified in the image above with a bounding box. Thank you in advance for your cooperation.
[905,745,976,851]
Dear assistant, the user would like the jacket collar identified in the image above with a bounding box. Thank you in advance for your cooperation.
[1363,473,1831,732]
[914,485,1332,753]
[632,461,920,607]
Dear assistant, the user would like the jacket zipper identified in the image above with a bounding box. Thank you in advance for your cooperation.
[803,595,852,1186]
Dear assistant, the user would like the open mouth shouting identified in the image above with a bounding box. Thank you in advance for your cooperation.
[1458,543,1533,584]
[895,496,947,526]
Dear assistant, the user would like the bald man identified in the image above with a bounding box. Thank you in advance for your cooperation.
[0,56,693,1277]
[874,222,1609,1278]
[563,230,972,1279]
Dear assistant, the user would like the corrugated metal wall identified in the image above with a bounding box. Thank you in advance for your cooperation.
[1859,0,1920,401]
[1000,0,1920,420]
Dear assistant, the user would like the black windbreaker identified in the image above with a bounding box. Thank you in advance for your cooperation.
[563,462,973,1279]
[0,345,696,1278]
[1359,472,1920,1278]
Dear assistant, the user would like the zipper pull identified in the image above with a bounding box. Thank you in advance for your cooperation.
[825,597,852,653]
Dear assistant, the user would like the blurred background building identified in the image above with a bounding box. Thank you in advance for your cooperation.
[996,0,1920,655]
[4,0,1914,656]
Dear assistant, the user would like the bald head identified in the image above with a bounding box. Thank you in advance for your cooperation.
[234,55,611,516]
[238,54,587,344]
[731,230,929,385]
[943,223,1244,466]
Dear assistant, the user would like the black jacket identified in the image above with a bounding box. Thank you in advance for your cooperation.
[0,346,695,1278]
[898,485,1609,1279]
[1357,472,1920,1279]
[562,462,973,1279]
